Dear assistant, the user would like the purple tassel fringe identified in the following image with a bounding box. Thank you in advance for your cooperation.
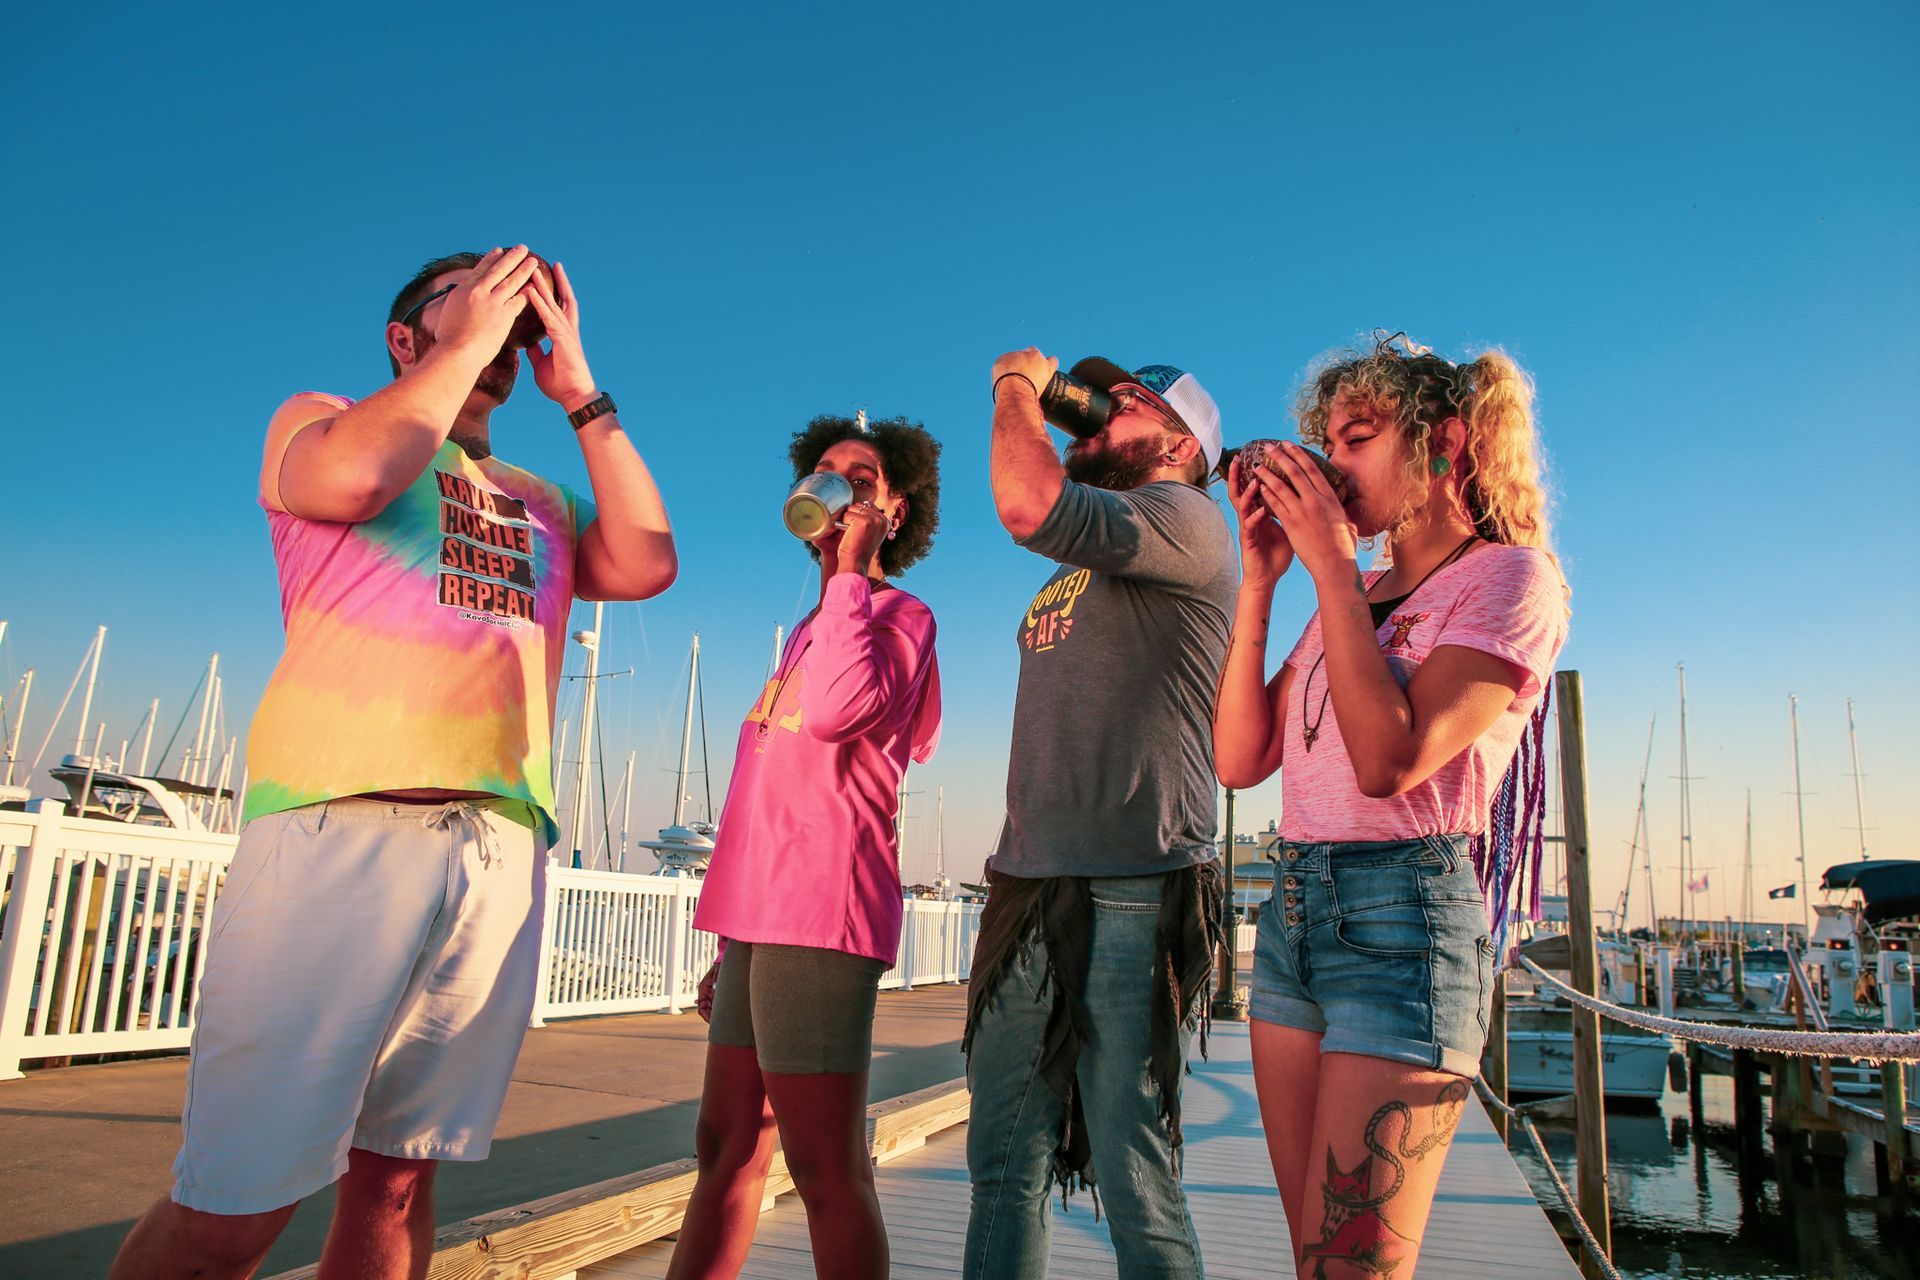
[1469,682,1552,968]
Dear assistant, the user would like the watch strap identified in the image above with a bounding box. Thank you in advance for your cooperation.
[567,392,617,430]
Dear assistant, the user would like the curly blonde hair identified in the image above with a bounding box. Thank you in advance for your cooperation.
[1296,333,1554,556]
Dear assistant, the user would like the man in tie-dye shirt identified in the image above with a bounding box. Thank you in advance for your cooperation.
[111,247,677,1280]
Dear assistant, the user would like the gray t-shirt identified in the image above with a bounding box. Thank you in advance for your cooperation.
[994,479,1238,878]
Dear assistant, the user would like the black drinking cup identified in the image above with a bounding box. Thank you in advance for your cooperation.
[1039,371,1111,440]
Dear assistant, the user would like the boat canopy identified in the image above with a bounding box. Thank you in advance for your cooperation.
[1820,859,1920,925]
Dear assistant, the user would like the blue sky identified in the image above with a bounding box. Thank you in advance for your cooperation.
[3,3,1915,925]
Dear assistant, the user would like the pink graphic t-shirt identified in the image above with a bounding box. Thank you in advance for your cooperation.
[1279,545,1568,841]
[693,575,941,965]
[243,392,593,834]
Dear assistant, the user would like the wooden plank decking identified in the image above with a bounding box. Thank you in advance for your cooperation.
[586,1021,1580,1279]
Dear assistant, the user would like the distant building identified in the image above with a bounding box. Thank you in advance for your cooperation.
[1219,820,1284,917]
[1656,915,1805,947]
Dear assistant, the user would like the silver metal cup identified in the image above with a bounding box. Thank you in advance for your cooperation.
[783,472,854,540]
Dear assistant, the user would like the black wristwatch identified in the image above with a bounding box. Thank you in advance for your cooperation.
[566,392,617,430]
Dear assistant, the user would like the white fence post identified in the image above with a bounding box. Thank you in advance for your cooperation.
[528,854,561,1029]
[900,901,916,991]
[664,878,687,1015]
[944,902,959,981]
[0,802,64,1081]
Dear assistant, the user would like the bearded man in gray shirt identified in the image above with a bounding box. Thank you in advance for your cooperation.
[962,348,1237,1280]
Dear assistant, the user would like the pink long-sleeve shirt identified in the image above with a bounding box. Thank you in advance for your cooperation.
[693,575,941,964]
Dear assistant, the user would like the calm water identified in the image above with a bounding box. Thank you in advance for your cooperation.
[1509,1071,1915,1279]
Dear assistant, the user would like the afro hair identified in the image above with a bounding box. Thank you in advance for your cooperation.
[787,414,942,577]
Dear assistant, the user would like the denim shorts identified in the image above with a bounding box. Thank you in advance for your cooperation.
[1250,834,1493,1077]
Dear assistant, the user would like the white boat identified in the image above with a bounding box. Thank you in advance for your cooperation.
[1503,1000,1674,1101]
[43,756,234,831]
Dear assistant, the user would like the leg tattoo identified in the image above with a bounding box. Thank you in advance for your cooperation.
[1301,1080,1469,1278]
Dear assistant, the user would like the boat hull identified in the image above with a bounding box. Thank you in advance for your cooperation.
[1504,1028,1672,1100]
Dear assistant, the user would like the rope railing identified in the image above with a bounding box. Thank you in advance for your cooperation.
[1518,958,1920,1063]
[1472,1075,1624,1280]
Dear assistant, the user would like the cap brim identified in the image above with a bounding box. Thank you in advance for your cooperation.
[1068,356,1135,393]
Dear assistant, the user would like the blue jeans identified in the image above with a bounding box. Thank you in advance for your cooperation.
[963,874,1204,1279]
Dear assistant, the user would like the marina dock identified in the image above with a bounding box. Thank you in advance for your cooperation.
[586,1018,1580,1280]
[0,990,970,1276]
[2,980,1587,1279]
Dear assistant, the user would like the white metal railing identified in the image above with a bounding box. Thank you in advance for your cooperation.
[531,862,985,1022]
[531,865,718,1022]
[880,898,981,992]
[2,804,986,1074]
[0,801,239,1079]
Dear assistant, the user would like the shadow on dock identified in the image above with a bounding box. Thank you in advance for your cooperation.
[0,987,970,1276]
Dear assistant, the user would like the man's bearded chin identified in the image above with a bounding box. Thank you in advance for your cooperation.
[1063,436,1163,491]
[473,344,520,403]
[408,327,519,403]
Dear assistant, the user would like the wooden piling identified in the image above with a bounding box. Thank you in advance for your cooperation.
[1213,787,1246,1020]
[1687,1043,1705,1128]
[1552,671,1612,1280]
[1885,1059,1910,1204]
[1486,980,1510,1141]
[1732,1048,1764,1168]
[1770,1057,1797,1134]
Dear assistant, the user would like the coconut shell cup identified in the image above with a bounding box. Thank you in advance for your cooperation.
[1220,440,1350,502]
[506,253,556,351]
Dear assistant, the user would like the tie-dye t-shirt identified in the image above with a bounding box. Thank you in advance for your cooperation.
[243,391,594,834]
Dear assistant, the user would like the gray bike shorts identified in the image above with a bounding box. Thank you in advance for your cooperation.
[708,941,889,1074]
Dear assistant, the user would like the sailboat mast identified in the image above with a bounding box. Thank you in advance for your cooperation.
[1789,694,1811,940]
[1742,789,1753,932]
[570,603,605,867]
[196,675,223,790]
[1676,664,1692,939]
[75,722,106,816]
[211,739,237,831]
[674,634,700,828]
[73,626,107,757]
[1625,713,1655,929]
[619,751,636,873]
[186,652,218,780]
[137,698,159,776]
[935,786,946,893]
[2,668,32,788]
[1845,697,1869,858]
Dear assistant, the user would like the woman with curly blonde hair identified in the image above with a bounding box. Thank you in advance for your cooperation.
[1213,335,1567,1277]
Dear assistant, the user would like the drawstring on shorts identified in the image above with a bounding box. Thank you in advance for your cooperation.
[422,801,501,869]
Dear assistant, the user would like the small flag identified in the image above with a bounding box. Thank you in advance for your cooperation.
[1769,883,1797,900]
[1688,872,1710,894]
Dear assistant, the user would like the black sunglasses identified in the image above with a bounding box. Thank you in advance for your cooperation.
[397,284,456,327]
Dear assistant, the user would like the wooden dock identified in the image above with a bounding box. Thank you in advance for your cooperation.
[584,1020,1579,1279]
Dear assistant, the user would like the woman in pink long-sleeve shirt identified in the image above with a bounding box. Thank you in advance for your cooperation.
[669,415,942,1280]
